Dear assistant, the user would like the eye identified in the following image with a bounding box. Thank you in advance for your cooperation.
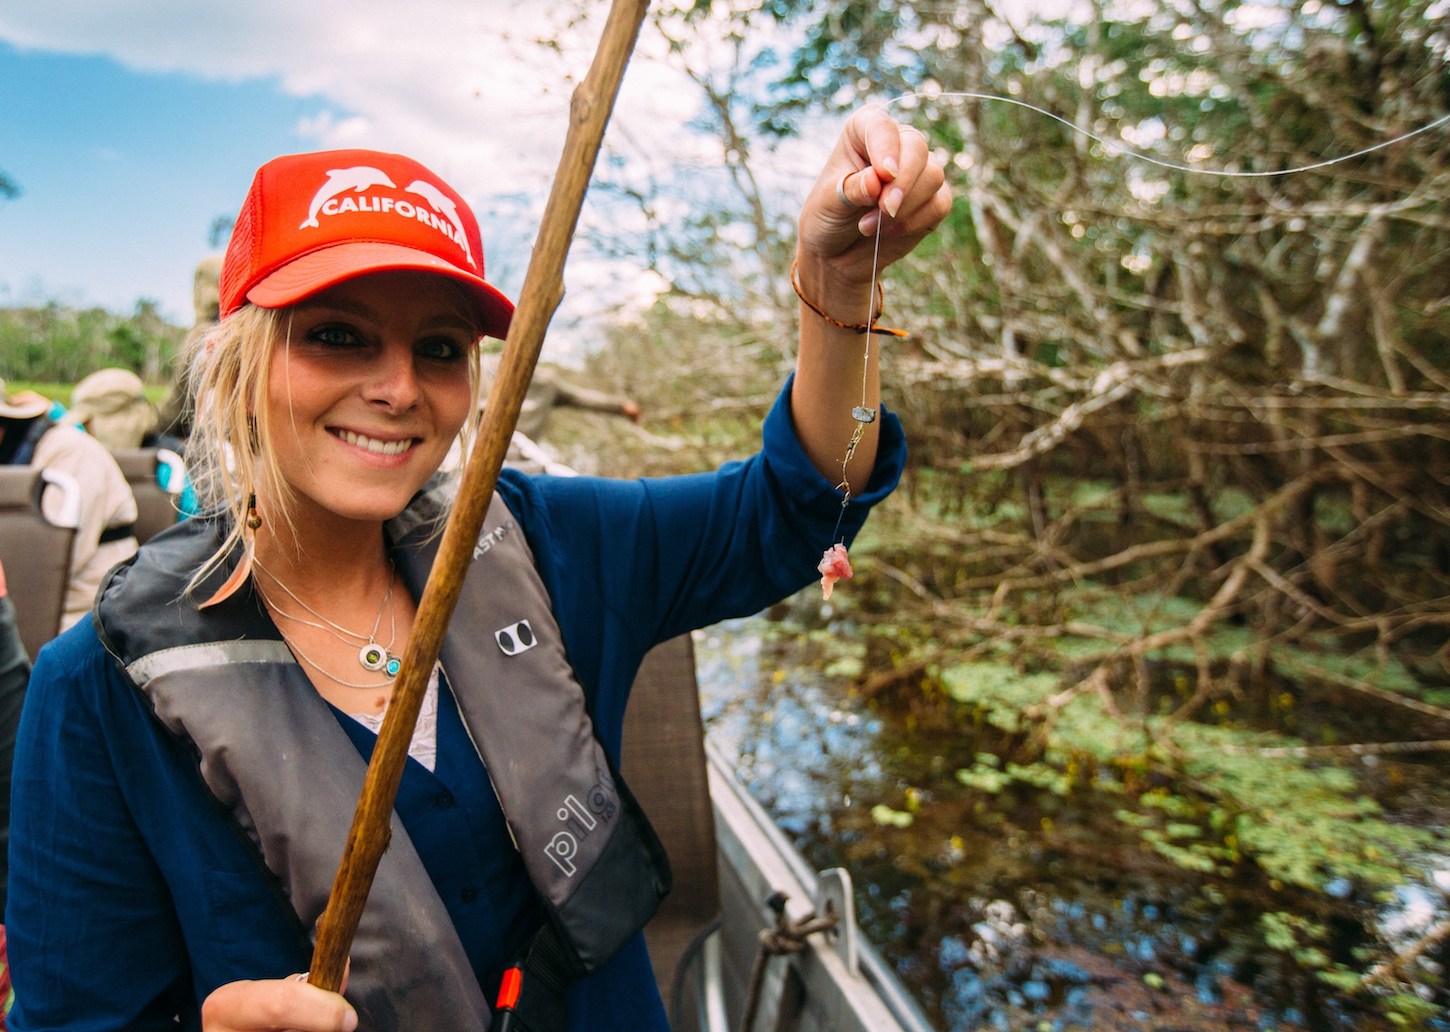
[416,335,468,363]
[307,323,363,348]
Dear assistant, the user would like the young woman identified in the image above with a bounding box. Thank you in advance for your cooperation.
[6,105,950,1031]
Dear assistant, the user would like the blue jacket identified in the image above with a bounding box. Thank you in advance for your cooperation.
[7,382,906,1030]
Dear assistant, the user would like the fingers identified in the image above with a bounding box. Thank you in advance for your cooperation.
[885,126,934,216]
[840,108,934,216]
[830,117,943,229]
[201,976,358,1032]
[832,129,946,239]
[800,106,952,277]
[858,129,943,234]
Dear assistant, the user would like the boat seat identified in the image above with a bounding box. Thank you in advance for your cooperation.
[0,466,79,660]
[622,633,721,1011]
[111,447,186,544]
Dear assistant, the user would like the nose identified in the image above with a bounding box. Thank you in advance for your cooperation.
[362,339,421,411]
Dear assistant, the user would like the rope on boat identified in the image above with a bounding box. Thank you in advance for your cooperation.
[738,891,841,1032]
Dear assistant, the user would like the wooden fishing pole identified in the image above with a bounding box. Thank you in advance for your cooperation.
[308,0,650,993]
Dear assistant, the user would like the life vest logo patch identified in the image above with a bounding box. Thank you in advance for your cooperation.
[473,520,515,560]
[495,620,536,656]
[544,769,619,877]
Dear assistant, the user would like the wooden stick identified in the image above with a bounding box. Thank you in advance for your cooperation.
[308,0,650,992]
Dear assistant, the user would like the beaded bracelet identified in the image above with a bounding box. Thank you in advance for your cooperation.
[790,259,909,339]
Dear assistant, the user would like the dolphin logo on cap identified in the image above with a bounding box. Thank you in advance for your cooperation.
[300,166,398,229]
[405,180,476,269]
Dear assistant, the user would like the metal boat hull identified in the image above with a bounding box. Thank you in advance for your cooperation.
[624,636,934,1032]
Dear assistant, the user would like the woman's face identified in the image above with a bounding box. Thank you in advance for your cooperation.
[264,269,477,527]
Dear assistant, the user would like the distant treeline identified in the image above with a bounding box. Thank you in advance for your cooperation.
[0,299,186,385]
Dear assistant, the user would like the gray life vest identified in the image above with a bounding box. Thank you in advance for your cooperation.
[94,488,670,1030]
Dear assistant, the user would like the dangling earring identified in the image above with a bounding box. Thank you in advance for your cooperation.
[200,493,260,609]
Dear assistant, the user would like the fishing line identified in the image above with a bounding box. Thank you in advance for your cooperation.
[828,221,887,547]
[823,88,1449,579]
[886,90,1450,178]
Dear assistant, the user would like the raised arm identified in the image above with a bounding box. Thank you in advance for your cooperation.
[790,105,952,493]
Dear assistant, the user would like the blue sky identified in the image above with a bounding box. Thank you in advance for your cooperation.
[0,4,714,334]
[0,42,340,322]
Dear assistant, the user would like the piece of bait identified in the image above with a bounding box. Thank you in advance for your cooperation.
[817,543,853,600]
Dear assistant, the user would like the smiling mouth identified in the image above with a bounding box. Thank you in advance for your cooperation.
[335,429,416,456]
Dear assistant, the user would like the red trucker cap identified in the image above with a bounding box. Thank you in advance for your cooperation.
[218,149,514,340]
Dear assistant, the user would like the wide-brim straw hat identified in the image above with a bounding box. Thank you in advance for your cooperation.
[0,380,54,421]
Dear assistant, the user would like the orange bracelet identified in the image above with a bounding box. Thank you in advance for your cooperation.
[790,259,909,338]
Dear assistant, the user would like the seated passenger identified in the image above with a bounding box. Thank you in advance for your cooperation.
[63,367,159,451]
[0,382,139,630]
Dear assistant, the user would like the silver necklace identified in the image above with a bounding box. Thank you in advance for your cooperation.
[271,624,394,691]
[254,558,402,679]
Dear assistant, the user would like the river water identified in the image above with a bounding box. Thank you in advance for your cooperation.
[691,597,1450,1032]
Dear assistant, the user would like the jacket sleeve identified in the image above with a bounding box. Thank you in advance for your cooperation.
[515,375,907,653]
[7,628,192,1030]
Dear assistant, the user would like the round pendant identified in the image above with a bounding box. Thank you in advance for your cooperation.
[385,655,402,678]
[359,643,388,671]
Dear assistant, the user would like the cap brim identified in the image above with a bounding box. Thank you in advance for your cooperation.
[245,241,514,341]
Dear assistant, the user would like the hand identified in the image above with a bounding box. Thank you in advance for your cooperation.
[797,105,953,288]
[621,400,643,424]
[788,106,951,492]
[201,975,357,1032]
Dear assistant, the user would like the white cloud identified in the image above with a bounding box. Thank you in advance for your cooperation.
[0,3,643,181]
[0,2,865,352]
[0,2,724,345]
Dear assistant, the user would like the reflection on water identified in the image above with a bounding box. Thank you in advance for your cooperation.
[695,617,882,834]
[692,602,1450,1032]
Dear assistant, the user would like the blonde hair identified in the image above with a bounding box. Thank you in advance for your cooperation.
[183,289,483,598]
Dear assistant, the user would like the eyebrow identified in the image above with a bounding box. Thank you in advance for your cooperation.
[294,296,474,333]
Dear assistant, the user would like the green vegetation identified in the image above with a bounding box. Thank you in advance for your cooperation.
[564,299,1449,1022]
[0,301,185,387]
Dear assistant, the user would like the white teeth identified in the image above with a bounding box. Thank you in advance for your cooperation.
[339,430,411,456]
